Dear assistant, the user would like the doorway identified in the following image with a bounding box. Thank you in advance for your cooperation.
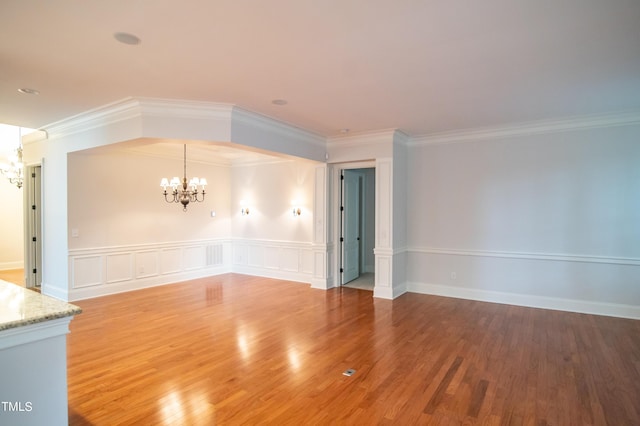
[24,165,42,289]
[340,167,375,290]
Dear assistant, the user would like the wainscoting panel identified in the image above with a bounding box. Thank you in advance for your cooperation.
[296,249,313,276]
[160,248,182,275]
[105,253,133,284]
[311,247,329,289]
[373,250,393,299]
[233,239,313,283]
[183,245,206,271]
[135,251,159,279]
[233,243,248,265]
[68,239,312,300]
[69,240,230,300]
[248,245,264,268]
[71,255,103,289]
[264,246,281,270]
[406,248,640,319]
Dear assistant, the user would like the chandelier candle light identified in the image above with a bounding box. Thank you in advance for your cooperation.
[0,127,25,189]
[160,144,207,211]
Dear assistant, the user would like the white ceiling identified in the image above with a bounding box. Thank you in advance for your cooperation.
[1,0,640,138]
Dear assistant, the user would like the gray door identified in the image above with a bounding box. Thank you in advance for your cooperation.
[341,170,362,284]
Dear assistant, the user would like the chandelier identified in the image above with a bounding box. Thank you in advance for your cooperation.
[160,144,207,211]
[0,128,25,189]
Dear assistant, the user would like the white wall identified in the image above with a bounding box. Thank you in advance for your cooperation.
[0,125,25,270]
[0,179,23,270]
[65,148,318,299]
[27,98,324,300]
[406,122,640,318]
[230,160,317,282]
[67,150,231,249]
[230,160,315,243]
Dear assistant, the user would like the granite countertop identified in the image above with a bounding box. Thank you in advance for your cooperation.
[0,280,82,331]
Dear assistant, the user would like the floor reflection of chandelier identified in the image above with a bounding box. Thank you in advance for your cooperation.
[160,144,207,212]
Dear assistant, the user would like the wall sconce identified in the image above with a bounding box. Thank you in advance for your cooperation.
[240,200,250,216]
[291,200,302,217]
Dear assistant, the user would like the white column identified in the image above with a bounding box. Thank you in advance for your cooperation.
[311,164,333,289]
[373,158,395,298]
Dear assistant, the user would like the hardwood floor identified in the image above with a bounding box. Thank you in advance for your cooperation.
[0,268,24,285]
[67,274,640,425]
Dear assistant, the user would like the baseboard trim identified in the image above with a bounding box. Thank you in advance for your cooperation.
[69,267,231,301]
[310,277,335,290]
[41,283,69,301]
[407,281,640,320]
[232,266,310,285]
[373,284,407,300]
[0,262,24,271]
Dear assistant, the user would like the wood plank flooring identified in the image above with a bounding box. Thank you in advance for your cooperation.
[67,274,640,425]
[0,268,24,286]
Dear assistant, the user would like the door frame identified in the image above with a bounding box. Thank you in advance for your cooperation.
[341,169,363,285]
[331,161,375,288]
[23,163,43,288]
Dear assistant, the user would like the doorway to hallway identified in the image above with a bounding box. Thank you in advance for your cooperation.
[340,167,375,290]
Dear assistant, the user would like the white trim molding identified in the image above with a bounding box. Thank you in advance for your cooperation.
[44,97,234,140]
[68,239,231,300]
[411,247,640,266]
[232,106,325,150]
[0,261,24,271]
[408,282,640,320]
[407,246,640,319]
[410,109,640,146]
[232,238,314,284]
[68,238,315,300]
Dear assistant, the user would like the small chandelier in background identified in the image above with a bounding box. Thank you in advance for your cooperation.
[0,127,25,189]
[160,144,207,212]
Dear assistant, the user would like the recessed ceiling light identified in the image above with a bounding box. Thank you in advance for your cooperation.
[272,99,288,106]
[114,32,141,45]
[18,88,40,95]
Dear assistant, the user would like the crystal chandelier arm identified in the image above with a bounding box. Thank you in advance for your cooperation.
[1,141,24,189]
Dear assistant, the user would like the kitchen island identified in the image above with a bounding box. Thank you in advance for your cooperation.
[0,279,81,426]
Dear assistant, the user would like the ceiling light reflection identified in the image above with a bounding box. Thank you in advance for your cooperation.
[288,347,301,372]
[159,391,185,425]
[158,388,214,424]
[237,334,250,361]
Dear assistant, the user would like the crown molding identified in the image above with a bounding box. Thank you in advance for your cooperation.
[22,129,48,145]
[44,98,141,139]
[231,106,325,149]
[410,109,640,146]
[135,97,234,120]
[44,97,235,140]
[327,128,400,148]
[393,129,410,146]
